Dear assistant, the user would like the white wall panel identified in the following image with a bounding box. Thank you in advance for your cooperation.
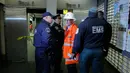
[5,0,97,9]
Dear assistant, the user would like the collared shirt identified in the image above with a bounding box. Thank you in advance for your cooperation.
[66,25,71,31]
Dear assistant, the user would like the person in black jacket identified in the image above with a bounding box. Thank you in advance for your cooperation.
[98,11,112,57]
[50,14,64,73]
[71,7,112,73]
[98,11,105,19]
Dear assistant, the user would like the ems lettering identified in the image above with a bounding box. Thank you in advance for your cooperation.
[92,26,104,33]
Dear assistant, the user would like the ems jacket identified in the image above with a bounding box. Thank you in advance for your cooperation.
[72,12,112,53]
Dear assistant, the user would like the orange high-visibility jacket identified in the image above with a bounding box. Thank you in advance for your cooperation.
[63,23,79,65]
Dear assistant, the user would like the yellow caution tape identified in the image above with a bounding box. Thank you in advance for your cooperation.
[17,36,34,40]
[17,36,24,40]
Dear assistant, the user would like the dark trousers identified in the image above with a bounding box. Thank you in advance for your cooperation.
[79,48,104,73]
[35,48,50,73]
[52,51,62,73]
[67,64,77,73]
[53,56,62,73]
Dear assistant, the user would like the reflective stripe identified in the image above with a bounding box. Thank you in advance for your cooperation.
[76,28,79,34]
[64,43,73,46]
[65,58,78,61]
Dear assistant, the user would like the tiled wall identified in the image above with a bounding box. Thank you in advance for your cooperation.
[98,2,104,12]
[98,0,130,73]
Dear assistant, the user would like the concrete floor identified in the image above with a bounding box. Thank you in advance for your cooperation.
[0,60,119,73]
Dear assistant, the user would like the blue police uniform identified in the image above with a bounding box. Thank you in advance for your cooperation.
[72,8,112,73]
[33,12,53,73]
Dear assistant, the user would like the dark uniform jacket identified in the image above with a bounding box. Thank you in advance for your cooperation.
[73,11,112,54]
[50,22,64,53]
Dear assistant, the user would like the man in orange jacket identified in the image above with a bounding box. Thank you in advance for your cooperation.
[63,12,79,73]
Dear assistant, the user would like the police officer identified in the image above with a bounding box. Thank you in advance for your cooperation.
[50,14,64,73]
[71,7,112,73]
[33,12,53,73]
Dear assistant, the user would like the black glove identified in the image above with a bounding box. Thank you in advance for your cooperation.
[70,53,77,59]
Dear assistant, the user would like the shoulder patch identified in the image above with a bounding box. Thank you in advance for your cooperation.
[55,26,59,30]
[34,29,37,34]
[45,27,51,33]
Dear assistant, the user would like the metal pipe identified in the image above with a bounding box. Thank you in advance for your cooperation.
[104,0,108,20]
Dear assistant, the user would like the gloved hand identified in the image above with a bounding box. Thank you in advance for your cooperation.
[69,53,77,59]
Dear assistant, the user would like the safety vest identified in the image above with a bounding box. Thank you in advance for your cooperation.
[63,23,79,65]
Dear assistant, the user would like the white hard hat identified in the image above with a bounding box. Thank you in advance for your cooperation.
[64,12,76,21]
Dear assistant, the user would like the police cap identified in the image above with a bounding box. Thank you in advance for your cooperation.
[42,12,53,18]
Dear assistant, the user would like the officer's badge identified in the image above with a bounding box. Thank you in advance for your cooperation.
[34,29,37,34]
[58,30,61,32]
[55,26,59,30]
[45,27,51,33]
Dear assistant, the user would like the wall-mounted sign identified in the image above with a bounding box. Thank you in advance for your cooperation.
[63,9,68,14]
[5,0,46,8]
[114,1,119,16]
[18,0,35,6]
[66,3,80,9]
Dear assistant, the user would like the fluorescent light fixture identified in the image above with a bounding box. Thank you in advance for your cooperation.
[5,18,26,20]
